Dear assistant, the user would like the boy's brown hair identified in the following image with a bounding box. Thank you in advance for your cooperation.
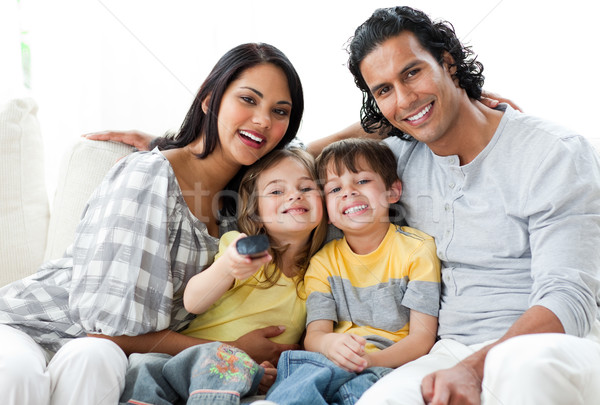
[316,138,399,188]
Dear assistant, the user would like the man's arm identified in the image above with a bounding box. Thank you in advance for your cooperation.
[306,122,382,157]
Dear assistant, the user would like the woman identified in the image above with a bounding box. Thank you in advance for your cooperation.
[0,42,303,405]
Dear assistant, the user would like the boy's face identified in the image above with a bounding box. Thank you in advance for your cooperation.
[322,157,401,237]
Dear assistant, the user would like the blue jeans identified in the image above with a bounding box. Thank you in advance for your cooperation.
[266,350,391,405]
[120,342,264,405]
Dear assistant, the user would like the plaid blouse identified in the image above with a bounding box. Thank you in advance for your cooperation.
[0,149,232,353]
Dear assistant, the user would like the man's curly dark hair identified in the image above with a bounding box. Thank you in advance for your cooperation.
[347,6,485,140]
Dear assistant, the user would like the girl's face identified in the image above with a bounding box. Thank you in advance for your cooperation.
[215,63,292,166]
[256,157,323,242]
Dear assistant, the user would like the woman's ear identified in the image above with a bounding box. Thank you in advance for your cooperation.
[387,180,403,204]
[201,94,211,114]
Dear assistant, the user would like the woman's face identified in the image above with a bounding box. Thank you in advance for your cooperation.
[216,63,292,166]
[256,157,323,243]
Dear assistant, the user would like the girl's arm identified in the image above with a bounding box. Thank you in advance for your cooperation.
[363,309,438,369]
[183,233,272,314]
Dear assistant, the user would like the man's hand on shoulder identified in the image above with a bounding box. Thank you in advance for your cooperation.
[83,130,156,151]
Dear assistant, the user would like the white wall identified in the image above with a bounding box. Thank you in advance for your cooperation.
[1,0,598,197]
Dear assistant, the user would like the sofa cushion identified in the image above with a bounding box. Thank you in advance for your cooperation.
[44,139,135,261]
[0,98,50,287]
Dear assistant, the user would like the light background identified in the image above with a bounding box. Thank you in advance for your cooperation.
[1,0,598,198]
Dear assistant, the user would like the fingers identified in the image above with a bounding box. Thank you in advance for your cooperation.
[258,325,287,339]
[258,365,277,395]
[421,373,435,403]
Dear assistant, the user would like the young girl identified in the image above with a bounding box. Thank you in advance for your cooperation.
[0,43,304,404]
[121,147,328,404]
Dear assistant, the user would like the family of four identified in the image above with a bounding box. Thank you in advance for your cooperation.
[1,5,599,405]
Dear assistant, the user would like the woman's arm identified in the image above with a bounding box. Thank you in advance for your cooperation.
[90,324,300,364]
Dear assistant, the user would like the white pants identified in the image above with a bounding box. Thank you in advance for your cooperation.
[357,332,600,405]
[0,324,128,405]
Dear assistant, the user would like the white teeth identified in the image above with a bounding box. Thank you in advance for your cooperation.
[239,130,263,143]
[344,205,368,215]
[406,103,432,121]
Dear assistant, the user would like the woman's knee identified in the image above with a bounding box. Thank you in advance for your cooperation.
[50,336,127,375]
[0,327,50,404]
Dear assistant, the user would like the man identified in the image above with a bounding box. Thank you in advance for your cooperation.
[311,6,600,405]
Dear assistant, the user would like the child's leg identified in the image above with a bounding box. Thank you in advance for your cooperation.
[335,367,392,405]
[0,324,50,405]
[266,350,357,405]
[120,352,177,405]
[162,342,264,405]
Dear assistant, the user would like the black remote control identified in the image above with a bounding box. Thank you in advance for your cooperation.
[236,234,270,258]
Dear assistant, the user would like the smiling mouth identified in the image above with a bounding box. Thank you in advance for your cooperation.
[239,130,264,144]
[284,207,308,214]
[344,204,368,215]
[405,102,432,122]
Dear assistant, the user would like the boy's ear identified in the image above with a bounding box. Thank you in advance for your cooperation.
[387,180,402,204]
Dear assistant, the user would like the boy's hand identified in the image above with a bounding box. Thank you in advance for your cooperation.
[258,361,277,394]
[226,234,272,280]
[322,333,367,372]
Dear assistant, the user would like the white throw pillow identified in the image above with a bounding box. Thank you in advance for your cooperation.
[0,98,50,287]
[44,139,135,261]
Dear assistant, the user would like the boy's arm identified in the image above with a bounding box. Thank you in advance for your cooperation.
[364,309,438,369]
[304,320,369,372]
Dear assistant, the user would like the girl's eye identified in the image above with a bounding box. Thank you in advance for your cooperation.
[328,186,341,194]
[269,190,283,195]
[300,186,314,193]
[273,108,289,116]
[242,96,256,104]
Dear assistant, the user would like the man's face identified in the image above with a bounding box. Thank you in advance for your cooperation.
[359,31,462,150]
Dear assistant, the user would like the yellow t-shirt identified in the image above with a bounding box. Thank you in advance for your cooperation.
[182,231,306,345]
[305,224,440,352]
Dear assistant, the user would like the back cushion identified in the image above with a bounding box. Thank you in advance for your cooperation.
[0,98,50,287]
[44,139,135,261]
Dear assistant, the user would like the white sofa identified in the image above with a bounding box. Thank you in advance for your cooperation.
[0,97,135,287]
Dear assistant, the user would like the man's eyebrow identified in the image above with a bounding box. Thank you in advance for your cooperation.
[368,61,420,94]
[241,86,292,106]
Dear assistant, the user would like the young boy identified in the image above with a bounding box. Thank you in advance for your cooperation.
[265,138,441,405]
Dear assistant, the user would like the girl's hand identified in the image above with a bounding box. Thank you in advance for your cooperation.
[480,90,522,112]
[226,234,272,280]
[322,333,367,373]
[258,360,277,394]
[83,130,156,151]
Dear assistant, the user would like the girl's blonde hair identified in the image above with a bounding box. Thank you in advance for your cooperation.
[237,147,327,296]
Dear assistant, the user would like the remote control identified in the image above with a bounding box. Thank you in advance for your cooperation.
[236,234,270,258]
